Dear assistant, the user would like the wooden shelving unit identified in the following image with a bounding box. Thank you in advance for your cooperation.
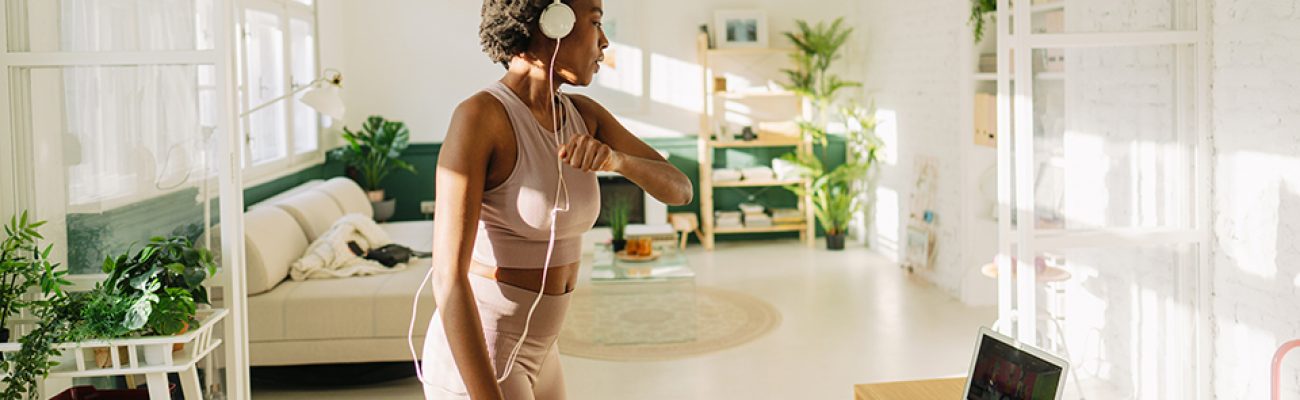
[696,34,816,250]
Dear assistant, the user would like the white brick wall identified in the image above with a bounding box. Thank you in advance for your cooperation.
[859,0,967,296]
[1212,0,1300,398]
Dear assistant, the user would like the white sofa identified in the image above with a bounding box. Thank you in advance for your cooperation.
[241,177,435,366]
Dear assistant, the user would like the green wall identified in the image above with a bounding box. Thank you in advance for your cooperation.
[64,136,844,274]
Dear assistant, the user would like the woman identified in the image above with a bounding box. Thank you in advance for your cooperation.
[420,0,693,399]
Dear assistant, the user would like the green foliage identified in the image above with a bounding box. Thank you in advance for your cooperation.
[781,18,861,114]
[328,115,417,191]
[969,0,997,42]
[94,236,214,337]
[779,103,883,237]
[780,152,870,236]
[0,295,76,400]
[147,288,197,336]
[605,196,632,241]
[0,212,71,400]
[0,211,70,331]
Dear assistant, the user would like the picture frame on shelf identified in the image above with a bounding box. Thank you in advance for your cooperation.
[713,10,768,49]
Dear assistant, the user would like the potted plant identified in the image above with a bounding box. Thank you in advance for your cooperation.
[779,19,883,249]
[969,0,997,42]
[95,236,215,364]
[0,211,72,400]
[328,115,417,221]
[781,153,871,250]
[0,212,68,356]
[606,197,632,252]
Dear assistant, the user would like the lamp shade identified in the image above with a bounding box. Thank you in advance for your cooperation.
[300,84,345,121]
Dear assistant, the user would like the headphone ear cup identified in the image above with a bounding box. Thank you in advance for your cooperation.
[539,3,576,40]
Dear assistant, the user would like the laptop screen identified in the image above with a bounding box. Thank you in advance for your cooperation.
[965,330,1066,400]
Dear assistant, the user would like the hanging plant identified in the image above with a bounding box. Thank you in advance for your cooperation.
[970,0,997,42]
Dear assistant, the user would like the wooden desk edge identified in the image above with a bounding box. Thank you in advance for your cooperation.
[853,377,967,400]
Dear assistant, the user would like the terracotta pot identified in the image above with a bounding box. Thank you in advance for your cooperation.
[367,190,386,202]
[172,322,189,352]
[93,347,132,368]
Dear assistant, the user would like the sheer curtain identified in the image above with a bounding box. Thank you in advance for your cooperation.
[59,0,212,210]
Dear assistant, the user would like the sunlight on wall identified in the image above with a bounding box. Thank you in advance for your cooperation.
[875,109,898,166]
[597,42,644,97]
[1063,132,1109,227]
[649,53,703,113]
[1218,150,1296,280]
[873,186,900,261]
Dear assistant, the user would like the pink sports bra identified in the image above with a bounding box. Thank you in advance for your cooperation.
[471,82,601,269]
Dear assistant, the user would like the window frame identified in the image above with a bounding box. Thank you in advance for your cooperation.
[236,0,321,184]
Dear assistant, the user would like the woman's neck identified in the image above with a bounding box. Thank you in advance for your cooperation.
[500,57,559,113]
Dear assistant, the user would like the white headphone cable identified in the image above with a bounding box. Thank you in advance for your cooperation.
[409,36,569,391]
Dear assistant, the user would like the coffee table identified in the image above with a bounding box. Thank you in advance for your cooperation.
[582,242,697,344]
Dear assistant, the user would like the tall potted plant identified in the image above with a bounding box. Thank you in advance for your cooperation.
[780,19,884,249]
[0,212,68,355]
[0,212,71,400]
[329,115,417,220]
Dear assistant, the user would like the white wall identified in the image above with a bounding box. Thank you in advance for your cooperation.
[859,0,968,298]
[317,0,865,143]
[1210,0,1300,397]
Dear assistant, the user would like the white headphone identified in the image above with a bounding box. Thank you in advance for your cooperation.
[539,0,576,40]
[409,0,577,393]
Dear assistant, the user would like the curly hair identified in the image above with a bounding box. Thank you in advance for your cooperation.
[480,0,560,68]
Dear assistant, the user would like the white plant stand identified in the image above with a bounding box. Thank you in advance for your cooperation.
[0,308,226,399]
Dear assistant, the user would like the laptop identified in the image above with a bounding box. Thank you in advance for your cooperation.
[963,327,1069,400]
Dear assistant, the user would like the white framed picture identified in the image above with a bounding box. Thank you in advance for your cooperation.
[713,10,768,49]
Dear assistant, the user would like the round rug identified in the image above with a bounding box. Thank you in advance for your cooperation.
[559,285,781,361]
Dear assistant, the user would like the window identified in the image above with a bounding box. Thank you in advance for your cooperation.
[237,0,320,180]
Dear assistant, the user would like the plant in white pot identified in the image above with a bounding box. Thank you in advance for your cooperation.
[329,115,417,220]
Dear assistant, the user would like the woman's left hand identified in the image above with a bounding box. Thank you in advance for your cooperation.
[559,134,623,172]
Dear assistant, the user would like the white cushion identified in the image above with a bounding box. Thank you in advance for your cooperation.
[315,177,373,219]
[249,179,324,210]
[274,191,345,242]
[243,207,310,295]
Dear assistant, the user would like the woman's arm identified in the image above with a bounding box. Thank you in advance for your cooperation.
[431,96,506,400]
[562,95,694,206]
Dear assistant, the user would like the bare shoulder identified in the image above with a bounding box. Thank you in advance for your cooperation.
[440,91,509,162]
[450,91,509,135]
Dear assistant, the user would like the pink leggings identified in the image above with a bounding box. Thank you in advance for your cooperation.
[421,273,571,399]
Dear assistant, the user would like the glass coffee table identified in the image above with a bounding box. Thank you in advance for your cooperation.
[581,242,697,344]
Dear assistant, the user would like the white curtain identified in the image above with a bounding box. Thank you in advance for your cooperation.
[58,0,212,209]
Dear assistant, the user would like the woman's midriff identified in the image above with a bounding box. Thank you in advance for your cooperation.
[469,259,579,295]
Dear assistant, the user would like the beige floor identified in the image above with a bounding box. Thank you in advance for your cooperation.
[251,239,996,399]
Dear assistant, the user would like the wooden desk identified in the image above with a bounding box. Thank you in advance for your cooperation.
[854,377,966,400]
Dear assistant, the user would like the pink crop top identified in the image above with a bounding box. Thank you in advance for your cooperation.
[471,82,601,269]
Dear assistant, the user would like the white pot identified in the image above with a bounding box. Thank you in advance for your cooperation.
[142,344,170,366]
[367,189,386,202]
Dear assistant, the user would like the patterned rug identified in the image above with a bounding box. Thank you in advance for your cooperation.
[558,284,782,361]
